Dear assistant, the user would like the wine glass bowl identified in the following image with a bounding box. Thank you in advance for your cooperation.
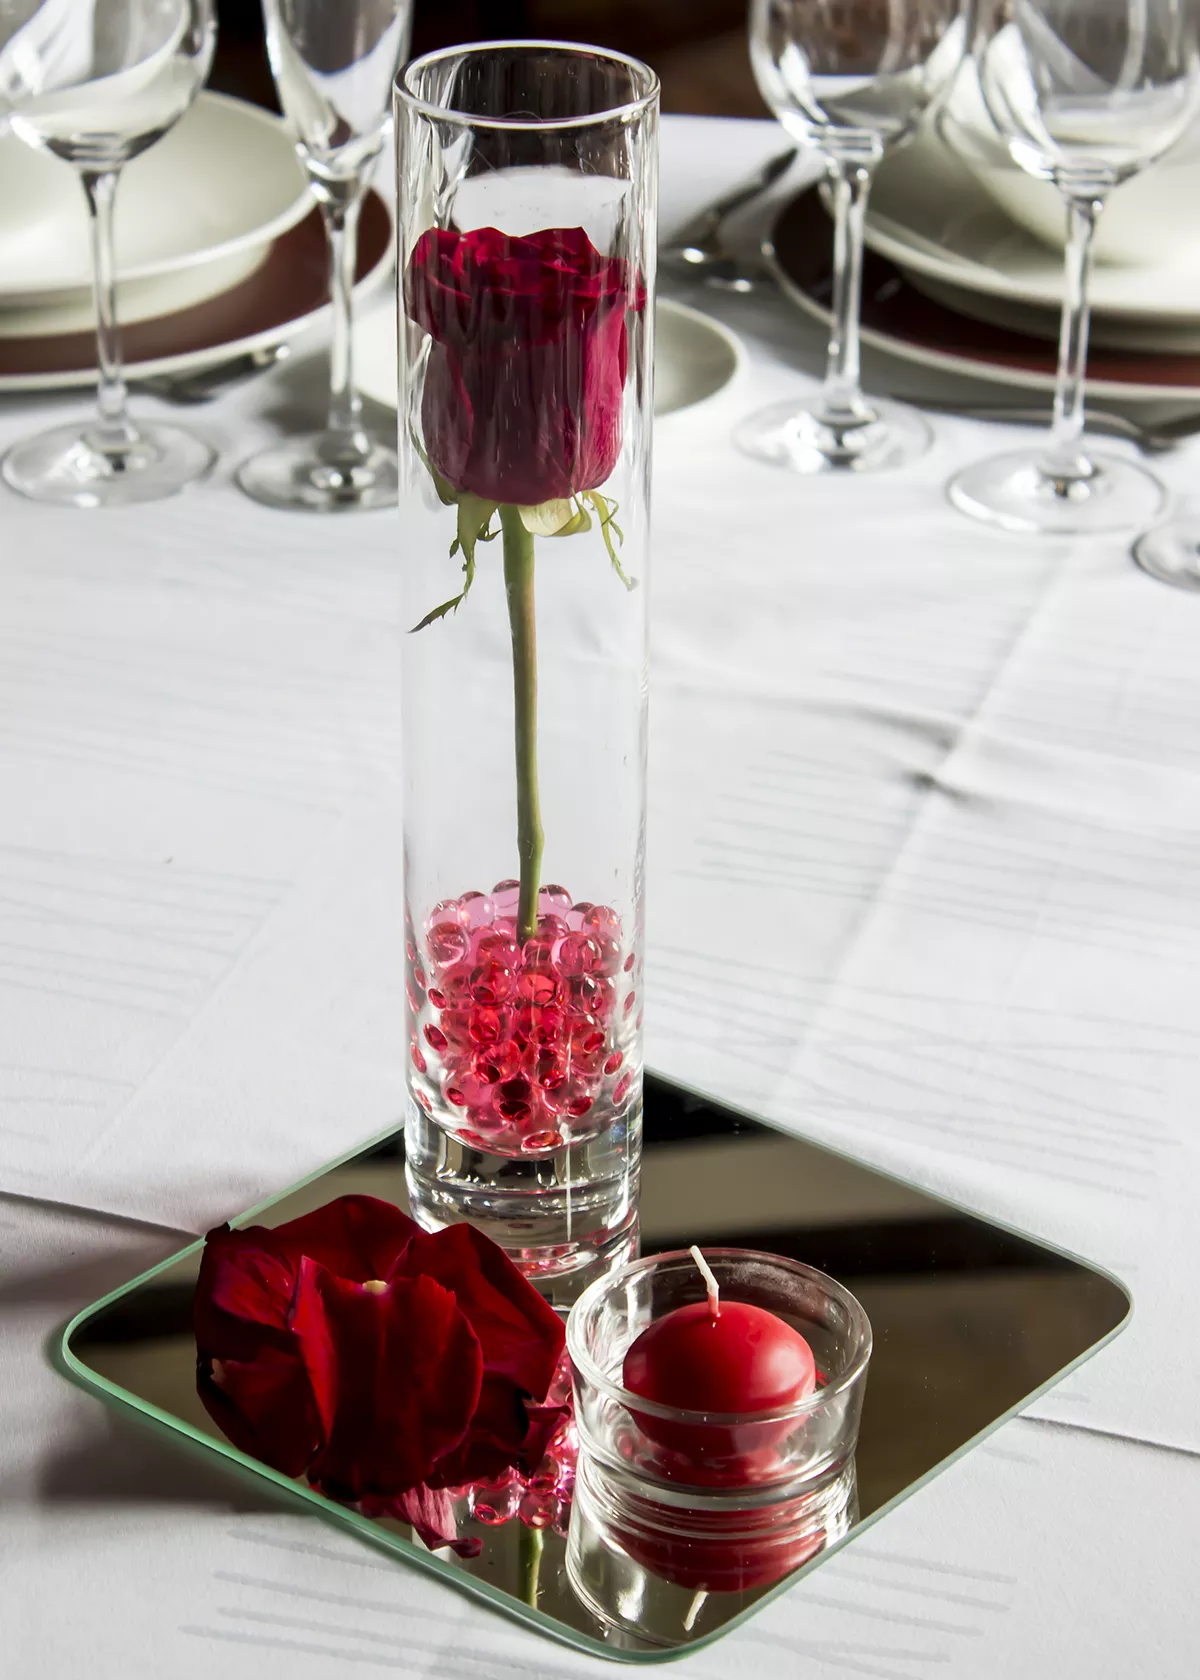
[736,0,970,475]
[234,0,413,514]
[1,0,217,508]
[948,0,1200,535]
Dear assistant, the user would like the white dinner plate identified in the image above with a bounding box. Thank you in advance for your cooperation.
[0,91,311,307]
[0,192,393,394]
[769,185,1200,402]
[867,123,1200,324]
[353,295,744,418]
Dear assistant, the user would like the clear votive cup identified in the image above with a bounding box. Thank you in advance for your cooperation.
[565,1249,872,1645]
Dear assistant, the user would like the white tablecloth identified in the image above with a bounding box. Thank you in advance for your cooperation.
[2,114,1198,1678]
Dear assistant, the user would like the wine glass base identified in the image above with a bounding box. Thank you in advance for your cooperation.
[1,420,214,508]
[235,432,398,512]
[733,396,932,474]
[1132,523,1200,591]
[947,448,1164,536]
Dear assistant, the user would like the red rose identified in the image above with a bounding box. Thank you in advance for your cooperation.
[194,1196,566,1540]
[404,225,644,507]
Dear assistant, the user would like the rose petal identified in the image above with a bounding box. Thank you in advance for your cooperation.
[427,1379,568,1490]
[196,1345,324,1479]
[398,1223,564,1401]
[361,1484,482,1558]
[305,1267,482,1501]
[257,1195,419,1285]
[194,1229,302,1362]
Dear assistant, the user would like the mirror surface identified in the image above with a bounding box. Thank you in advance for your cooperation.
[64,1073,1130,1660]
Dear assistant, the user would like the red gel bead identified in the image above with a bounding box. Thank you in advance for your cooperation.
[582,904,621,943]
[539,884,572,914]
[556,933,600,978]
[439,1008,474,1046]
[622,1300,816,1464]
[427,920,469,968]
[613,1072,632,1104]
[458,890,494,928]
[534,1049,568,1091]
[439,964,472,1007]
[497,1076,535,1123]
[491,879,520,912]
[571,1020,605,1055]
[411,1044,428,1074]
[521,1129,564,1154]
[536,913,569,944]
[623,952,636,973]
[423,1023,448,1053]
[473,1040,521,1085]
[427,987,446,1010]
[476,932,520,970]
[604,1052,624,1075]
[518,969,557,1006]
[469,1005,510,1046]
[470,962,513,1006]
[624,989,636,1015]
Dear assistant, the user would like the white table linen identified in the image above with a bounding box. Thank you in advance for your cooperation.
[2,114,1198,1676]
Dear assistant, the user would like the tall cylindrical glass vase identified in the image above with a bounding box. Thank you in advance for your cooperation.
[395,43,658,1303]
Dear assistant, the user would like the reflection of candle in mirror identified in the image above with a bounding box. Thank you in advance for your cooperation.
[622,1246,816,1463]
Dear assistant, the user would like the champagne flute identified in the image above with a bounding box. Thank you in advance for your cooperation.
[235,0,412,512]
[948,1,1200,535]
[737,0,972,474]
[1,0,216,508]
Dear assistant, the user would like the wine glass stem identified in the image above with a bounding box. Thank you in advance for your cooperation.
[81,168,138,456]
[321,191,370,466]
[821,159,877,426]
[1041,194,1103,484]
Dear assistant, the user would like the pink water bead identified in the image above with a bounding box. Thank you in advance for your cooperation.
[427,920,469,969]
[417,888,636,1151]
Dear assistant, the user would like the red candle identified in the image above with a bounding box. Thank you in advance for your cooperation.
[622,1247,816,1466]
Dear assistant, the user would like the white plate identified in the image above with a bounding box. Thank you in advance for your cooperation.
[0,194,394,394]
[353,295,744,417]
[766,244,1200,402]
[0,247,268,340]
[0,91,311,307]
[867,122,1200,323]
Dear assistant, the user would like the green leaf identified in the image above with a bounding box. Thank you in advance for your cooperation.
[410,495,497,633]
[587,491,636,590]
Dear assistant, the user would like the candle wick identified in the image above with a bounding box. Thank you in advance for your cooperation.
[689,1244,720,1320]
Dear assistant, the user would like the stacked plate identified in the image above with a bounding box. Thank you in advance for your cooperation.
[767,67,1200,400]
[0,91,393,394]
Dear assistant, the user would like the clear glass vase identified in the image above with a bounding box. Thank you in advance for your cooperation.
[394,43,659,1303]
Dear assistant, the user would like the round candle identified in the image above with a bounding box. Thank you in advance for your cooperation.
[622,1248,816,1465]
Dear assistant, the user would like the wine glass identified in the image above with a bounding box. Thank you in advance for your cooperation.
[0,0,217,508]
[948,1,1200,535]
[736,0,972,474]
[234,0,412,512]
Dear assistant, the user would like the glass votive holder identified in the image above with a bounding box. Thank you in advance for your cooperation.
[564,1248,871,1645]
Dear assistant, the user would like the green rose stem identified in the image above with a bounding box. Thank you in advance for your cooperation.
[500,505,544,944]
[519,1521,544,1609]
